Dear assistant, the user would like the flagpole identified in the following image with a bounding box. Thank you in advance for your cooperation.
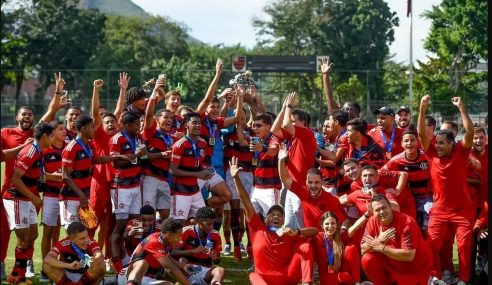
[409,0,413,112]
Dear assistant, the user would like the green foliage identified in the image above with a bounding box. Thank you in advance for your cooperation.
[334,74,366,106]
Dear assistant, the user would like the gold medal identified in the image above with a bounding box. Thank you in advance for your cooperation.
[386,152,391,160]
[209,137,215,146]
[252,157,257,166]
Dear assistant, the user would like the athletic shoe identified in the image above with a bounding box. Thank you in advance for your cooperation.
[25,260,35,278]
[223,243,231,256]
[427,276,447,285]
[0,262,6,281]
[240,243,247,255]
[442,270,458,284]
[233,246,242,262]
[39,271,50,283]
[247,264,254,273]
[456,281,467,285]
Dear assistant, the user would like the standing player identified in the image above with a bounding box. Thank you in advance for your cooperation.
[42,222,105,285]
[342,118,386,168]
[170,112,212,225]
[417,95,475,284]
[3,122,56,284]
[368,106,404,160]
[395,105,415,131]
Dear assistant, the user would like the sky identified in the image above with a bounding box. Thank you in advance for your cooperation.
[133,0,442,64]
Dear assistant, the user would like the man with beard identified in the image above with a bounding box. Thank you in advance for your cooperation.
[368,106,404,160]
[278,145,347,230]
[90,75,127,257]
[230,156,317,285]
[142,78,175,219]
[64,107,81,141]
[418,95,474,285]
[0,72,68,280]
[395,105,416,131]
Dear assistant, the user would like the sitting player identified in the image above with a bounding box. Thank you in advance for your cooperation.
[172,206,225,285]
[42,222,105,285]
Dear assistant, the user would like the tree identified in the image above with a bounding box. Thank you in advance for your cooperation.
[423,0,487,92]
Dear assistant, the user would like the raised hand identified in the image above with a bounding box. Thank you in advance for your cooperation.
[320,57,333,75]
[451,97,463,109]
[54,72,65,92]
[154,77,166,91]
[216,58,224,75]
[278,143,289,161]
[218,88,233,99]
[420,94,431,109]
[93,79,104,89]
[229,156,243,178]
[118,72,130,89]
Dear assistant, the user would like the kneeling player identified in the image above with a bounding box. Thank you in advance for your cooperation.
[42,222,105,285]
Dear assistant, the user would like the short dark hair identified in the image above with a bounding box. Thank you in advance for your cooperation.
[183,112,201,125]
[177,105,194,115]
[165,90,181,102]
[155,108,172,117]
[161,218,183,234]
[33,121,55,140]
[474,127,486,135]
[264,112,277,121]
[342,158,360,167]
[17,106,33,115]
[361,164,378,173]
[140,205,156,216]
[425,115,436,129]
[292,109,310,126]
[67,222,87,236]
[402,130,418,137]
[343,101,361,114]
[210,97,220,105]
[99,105,106,110]
[195,207,216,220]
[102,112,117,120]
[441,121,458,133]
[75,115,93,131]
[435,129,455,142]
[122,111,140,125]
[67,106,82,113]
[370,193,390,205]
[306,168,322,178]
[346,118,367,134]
[330,109,349,127]
[254,113,273,125]
[125,87,147,106]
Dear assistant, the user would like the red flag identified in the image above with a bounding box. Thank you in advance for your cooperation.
[407,0,412,17]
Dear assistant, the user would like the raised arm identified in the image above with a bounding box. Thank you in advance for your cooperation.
[1,138,33,161]
[114,72,130,123]
[230,156,255,221]
[196,59,223,114]
[40,72,68,123]
[223,86,244,127]
[417,95,431,151]
[270,96,287,138]
[320,57,339,114]
[277,144,292,190]
[144,78,166,130]
[452,97,473,148]
[91,79,104,129]
[281,92,298,136]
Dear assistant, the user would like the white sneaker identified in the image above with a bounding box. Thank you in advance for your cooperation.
[25,260,35,278]
[240,243,248,257]
[223,244,231,256]
[428,276,447,285]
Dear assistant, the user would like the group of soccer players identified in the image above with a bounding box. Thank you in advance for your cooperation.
[0,57,488,285]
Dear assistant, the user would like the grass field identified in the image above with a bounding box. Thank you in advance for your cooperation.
[0,162,469,285]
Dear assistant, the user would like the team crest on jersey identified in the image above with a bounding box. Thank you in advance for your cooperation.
[420,162,429,170]
[61,239,72,246]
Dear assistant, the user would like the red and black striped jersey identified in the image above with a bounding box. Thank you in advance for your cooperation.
[254,134,281,189]
[170,136,208,195]
[199,114,225,163]
[41,143,65,197]
[124,218,160,257]
[52,237,100,274]
[223,130,253,172]
[175,225,222,267]
[379,149,432,197]
[4,143,42,200]
[110,131,143,188]
[65,128,77,142]
[62,140,94,200]
[142,120,174,181]
[170,114,184,135]
[129,232,172,278]
[367,127,404,160]
[342,135,386,169]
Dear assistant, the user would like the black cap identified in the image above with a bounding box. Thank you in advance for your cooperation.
[267,204,284,216]
[373,106,395,116]
[396,105,411,114]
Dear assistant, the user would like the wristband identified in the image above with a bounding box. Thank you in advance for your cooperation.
[150,90,157,100]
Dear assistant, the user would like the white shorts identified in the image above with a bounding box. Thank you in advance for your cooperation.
[187,266,212,285]
[111,186,142,220]
[197,173,224,192]
[224,170,253,210]
[141,176,171,211]
[3,199,38,230]
[60,200,80,226]
[42,196,60,227]
[169,192,205,220]
[250,187,280,217]
[118,268,169,285]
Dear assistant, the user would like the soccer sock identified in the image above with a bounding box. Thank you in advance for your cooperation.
[212,218,222,232]
[223,230,231,245]
[14,247,28,280]
[26,246,34,260]
[112,257,123,273]
[230,208,241,247]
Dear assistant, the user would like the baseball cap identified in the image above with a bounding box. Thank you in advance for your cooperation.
[396,105,411,114]
[267,204,284,216]
[373,106,395,116]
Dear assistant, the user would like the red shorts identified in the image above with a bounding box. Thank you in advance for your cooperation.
[90,179,111,217]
